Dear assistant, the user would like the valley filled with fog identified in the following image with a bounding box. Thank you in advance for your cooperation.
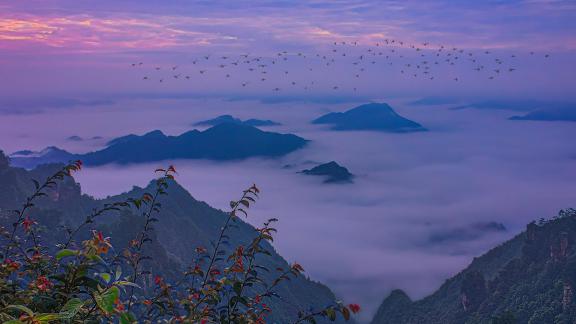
[2,97,575,319]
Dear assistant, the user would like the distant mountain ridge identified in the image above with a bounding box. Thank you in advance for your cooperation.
[10,146,77,169]
[300,161,354,183]
[371,211,576,323]
[312,103,427,132]
[510,106,576,122]
[10,123,307,169]
[194,114,282,127]
[428,222,507,245]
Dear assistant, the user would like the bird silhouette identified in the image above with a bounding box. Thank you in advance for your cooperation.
[134,38,550,94]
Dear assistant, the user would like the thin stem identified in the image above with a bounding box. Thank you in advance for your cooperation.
[127,171,170,312]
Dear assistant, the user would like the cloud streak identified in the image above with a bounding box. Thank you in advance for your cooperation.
[2,1,576,53]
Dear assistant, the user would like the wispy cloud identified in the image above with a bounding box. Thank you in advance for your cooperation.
[0,15,241,52]
[2,0,575,54]
[4,96,570,321]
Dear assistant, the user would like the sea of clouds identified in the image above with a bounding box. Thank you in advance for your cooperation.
[1,97,576,321]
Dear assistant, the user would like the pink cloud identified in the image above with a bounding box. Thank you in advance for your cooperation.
[0,14,240,52]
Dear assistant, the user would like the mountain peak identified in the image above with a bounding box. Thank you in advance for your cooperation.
[371,210,576,323]
[205,121,257,132]
[301,161,354,183]
[509,106,576,122]
[194,115,281,127]
[0,160,347,324]
[195,115,240,126]
[143,130,166,137]
[371,289,413,324]
[312,102,427,132]
[354,102,394,111]
[9,124,307,169]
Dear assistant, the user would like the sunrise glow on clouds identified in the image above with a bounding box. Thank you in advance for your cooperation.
[0,0,574,100]
[0,14,395,53]
[1,0,575,54]
[0,15,240,51]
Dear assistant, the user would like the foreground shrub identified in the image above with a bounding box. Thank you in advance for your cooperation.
[0,161,359,323]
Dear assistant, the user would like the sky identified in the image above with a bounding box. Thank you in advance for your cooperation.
[1,1,576,322]
[1,0,575,101]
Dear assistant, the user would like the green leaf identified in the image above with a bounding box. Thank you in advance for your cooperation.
[115,281,141,289]
[132,199,142,209]
[59,298,84,319]
[35,313,62,322]
[325,308,336,321]
[55,249,79,260]
[99,273,111,283]
[3,320,24,324]
[95,286,119,314]
[87,254,106,265]
[5,305,34,317]
[75,275,100,290]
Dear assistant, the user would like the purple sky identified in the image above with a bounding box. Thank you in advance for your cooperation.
[1,1,576,322]
[1,0,575,101]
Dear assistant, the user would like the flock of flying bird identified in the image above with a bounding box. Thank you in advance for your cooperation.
[131,39,551,93]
